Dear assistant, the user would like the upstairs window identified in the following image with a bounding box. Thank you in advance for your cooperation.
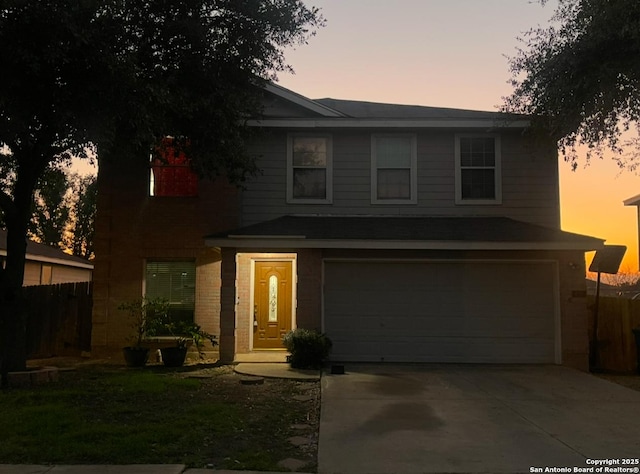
[145,261,196,335]
[287,135,332,203]
[371,134,417,204]
[455,135,502,204]
[150,137,198,197]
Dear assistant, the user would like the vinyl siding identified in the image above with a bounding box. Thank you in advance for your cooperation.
[242,129,560,228]
[23,261,43,286]
[51,265,92,284]
[23,261,92,286]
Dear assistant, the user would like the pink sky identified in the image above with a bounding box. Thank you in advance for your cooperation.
[276,0,640,272]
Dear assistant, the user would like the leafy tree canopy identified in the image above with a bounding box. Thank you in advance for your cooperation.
[67,173,97,260]
[1,161,97,259]
[503,0,640,169]
[0,0,323,185]
[28,166,71,249]
[0,0,323,379]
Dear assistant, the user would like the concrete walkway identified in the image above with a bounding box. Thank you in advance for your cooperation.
[318,364,640,474]
[234,362,320,380]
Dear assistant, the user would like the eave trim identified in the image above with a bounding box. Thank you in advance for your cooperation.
[205,237,603,251]
[247,118,530,129]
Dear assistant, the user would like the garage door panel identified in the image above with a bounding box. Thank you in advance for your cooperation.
[325,312,553,339]
[329,337,555,363]
[328,313,553,339]
[323,261,557,363]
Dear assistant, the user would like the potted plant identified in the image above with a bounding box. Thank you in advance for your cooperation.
[118,297,169,367]
[158,320,218,367]
[282,328,332,369]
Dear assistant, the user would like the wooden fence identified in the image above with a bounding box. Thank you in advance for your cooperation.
[25,281,93,359]
[589,296,640,372]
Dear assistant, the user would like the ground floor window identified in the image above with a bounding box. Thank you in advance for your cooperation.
[145,260,196,334]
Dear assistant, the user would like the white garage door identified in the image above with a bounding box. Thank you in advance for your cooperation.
[323,261,558,363]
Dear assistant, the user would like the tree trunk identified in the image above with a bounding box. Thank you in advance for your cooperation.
[0,220,29,386]
[0,152,46,386]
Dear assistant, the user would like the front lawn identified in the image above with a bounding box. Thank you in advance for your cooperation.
[0,364,319,471]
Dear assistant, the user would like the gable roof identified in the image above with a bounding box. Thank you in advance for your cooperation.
[251,83,530,129]
[0,229,93,269]
[263,83,346,118]
[206,215,604,251]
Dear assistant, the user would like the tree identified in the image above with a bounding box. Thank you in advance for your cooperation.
[65,174,97,260]
[28,166,72,248]
[0,148,12,228]
[0,0,323,383]
[601,269,640,291]
[1,159,96,257]
[503,0,640,169]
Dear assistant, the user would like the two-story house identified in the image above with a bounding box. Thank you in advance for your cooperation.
[91,83,603,370]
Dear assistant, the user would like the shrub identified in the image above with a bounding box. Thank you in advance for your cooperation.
[282,329,332,369]
[117,297,169,348]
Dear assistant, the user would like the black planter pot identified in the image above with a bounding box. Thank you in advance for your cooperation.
[123,347,150,367]
[632,328,640,374]
[160,346,188,367]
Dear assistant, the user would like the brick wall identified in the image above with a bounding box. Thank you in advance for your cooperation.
[296,249,322,331]
[219,247,237,363]
[556,250,591,371]
[91,158,239,357]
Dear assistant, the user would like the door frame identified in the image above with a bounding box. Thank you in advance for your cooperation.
[249,256,297,350]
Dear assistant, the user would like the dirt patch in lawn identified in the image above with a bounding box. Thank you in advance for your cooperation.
[176,364,321,471]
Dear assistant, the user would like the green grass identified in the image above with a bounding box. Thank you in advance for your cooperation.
[0,365,319,471]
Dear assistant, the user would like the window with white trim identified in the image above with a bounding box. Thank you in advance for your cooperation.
[371,134,417,203]
[287,135,332,203]
[455,134,502,204]
[145,261,195,335]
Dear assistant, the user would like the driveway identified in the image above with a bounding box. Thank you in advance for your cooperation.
[318,364,640,474]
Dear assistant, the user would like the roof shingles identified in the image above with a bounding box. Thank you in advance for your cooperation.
[0,229,92,267]
[314,98,515,120]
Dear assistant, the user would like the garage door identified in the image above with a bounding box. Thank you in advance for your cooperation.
[323,261,558,363]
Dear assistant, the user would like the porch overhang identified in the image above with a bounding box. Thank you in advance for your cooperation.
[205,215,605,252]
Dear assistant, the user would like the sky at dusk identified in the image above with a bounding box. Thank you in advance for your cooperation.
[276,0,640,273]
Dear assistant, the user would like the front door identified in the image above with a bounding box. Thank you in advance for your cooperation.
[253,261,293,349]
